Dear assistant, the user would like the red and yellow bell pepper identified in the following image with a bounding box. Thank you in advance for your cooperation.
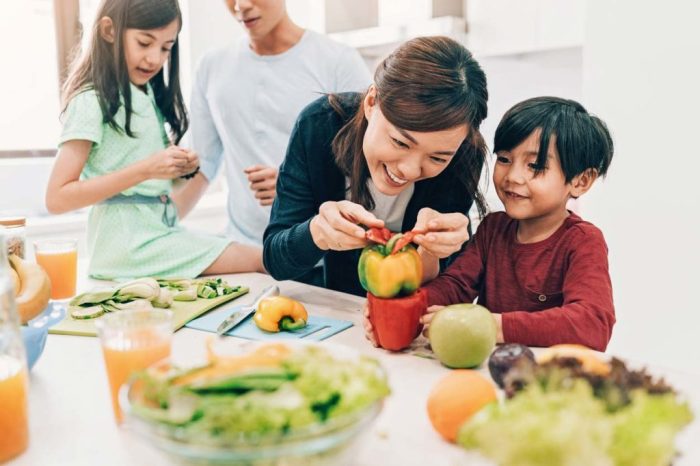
[254,296,308,332]
[358,229,423,299]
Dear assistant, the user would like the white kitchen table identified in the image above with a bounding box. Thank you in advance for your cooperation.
[9,273,700,466]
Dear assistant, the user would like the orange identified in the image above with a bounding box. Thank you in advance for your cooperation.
[426,370,497,442]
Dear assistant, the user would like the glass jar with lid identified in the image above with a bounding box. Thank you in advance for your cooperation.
[0,217,26,259]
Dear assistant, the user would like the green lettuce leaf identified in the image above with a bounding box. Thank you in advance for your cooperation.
[457,380,693,466]
[458,381,613,466]
[609,390,693,466]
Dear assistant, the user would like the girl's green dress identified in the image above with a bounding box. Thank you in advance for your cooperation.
[59,84,230,280]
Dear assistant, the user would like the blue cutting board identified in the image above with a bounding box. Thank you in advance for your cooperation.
[186,305,353,341]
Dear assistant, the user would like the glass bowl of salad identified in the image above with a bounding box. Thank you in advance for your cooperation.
[120,340,389,465]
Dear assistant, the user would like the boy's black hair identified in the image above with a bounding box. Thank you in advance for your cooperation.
[493,96,613,182]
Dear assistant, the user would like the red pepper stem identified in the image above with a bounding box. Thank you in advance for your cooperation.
[279,316,307,331]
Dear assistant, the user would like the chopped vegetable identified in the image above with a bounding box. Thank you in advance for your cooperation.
[152,287,173,308]
[253,296,308,332]
[358,233,422,298]
[365,227,392,245]
[70,305,105,320]
[173,288,197,301]
[130,344,390,437]
[68,277,241,320]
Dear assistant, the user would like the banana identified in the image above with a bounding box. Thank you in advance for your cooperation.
[8,265,20,294]
[8,254,51,324]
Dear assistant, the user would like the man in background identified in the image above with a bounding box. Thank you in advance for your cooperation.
[177,0,371,251]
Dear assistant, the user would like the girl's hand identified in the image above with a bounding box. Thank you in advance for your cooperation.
[420,305,445,338]
[309,200,384,251]
[412,208,470,259]
[362,302,378,347]
[143,146,199,179]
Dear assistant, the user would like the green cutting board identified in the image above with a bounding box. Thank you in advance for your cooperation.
[49,286,249,337]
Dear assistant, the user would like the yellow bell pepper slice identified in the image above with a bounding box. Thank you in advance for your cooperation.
[253,296,308,332]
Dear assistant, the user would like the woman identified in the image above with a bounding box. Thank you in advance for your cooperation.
[263,36,489,296]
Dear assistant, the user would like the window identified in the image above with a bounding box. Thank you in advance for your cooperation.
[0,1,64,153]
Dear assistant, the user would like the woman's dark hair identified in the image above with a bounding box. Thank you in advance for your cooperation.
[330,36,489,217]
[62,0,187,143]
[494,96,613,181]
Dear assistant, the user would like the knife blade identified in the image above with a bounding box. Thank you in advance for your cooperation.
[216,284,280,335]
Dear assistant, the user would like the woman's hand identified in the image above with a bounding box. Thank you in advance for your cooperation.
[362,302,378,347]
[412,208,470,259]
[419,305,445,338]
[143,146,199,179]
[309,200,384,251]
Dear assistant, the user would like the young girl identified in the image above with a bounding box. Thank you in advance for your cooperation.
[263,36,489,295]
[365,96,616,351]
[46,0,263,279]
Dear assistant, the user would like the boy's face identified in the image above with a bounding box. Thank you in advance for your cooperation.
[225,0,287,40]
[122,20,179,86]
[493,130,574,222]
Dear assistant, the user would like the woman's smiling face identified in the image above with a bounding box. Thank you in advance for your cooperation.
[361,87,468,196]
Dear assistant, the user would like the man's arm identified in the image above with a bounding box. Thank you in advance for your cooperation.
[178,56,224,219]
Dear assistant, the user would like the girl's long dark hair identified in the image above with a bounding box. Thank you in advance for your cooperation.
[330,36,489,217]
[62,0,187,143]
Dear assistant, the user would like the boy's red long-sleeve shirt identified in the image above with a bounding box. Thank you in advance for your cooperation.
[424,212,615,351]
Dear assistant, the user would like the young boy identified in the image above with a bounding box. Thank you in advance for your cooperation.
[365,96,615,351]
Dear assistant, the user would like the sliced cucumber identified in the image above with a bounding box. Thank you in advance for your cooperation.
[70,305,105,320]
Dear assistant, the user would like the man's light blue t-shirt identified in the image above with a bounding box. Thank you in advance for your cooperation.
[190,30,372,246]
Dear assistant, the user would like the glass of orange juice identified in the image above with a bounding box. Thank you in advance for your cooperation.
[0,354,28,462]
[95,309,173,424]
[34,239,78,300]
[1,236,29,462]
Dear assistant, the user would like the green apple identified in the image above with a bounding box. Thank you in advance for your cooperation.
[429,303,497,368]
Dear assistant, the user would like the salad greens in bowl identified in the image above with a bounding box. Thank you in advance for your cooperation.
[120,340,389,465]
[458,347,694,466]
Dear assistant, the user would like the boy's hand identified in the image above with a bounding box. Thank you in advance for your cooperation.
[419,305,445,338]
[244,164,278,206]
[364,303,446,344]
[412,208,470,259]
[145,146,199,179]
[419,306,505,343]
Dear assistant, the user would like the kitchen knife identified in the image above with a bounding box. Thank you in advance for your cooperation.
[216,284,279,335]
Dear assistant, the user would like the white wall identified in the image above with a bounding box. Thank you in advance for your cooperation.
[582,0,700,371]
[476,48,583,210]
